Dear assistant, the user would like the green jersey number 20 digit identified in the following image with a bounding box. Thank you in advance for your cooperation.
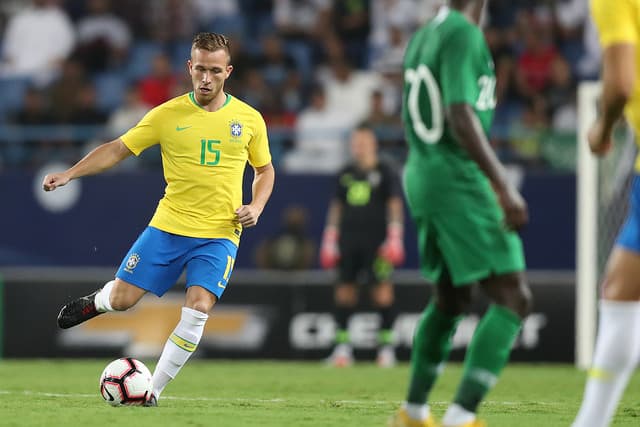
[405,64,443,145]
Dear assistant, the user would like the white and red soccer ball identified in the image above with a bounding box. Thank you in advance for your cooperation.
[99,358,153,406]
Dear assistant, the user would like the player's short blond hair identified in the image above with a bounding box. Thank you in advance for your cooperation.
[191,32,231,62]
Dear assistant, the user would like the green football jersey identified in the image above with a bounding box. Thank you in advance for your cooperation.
[402,7,497,212]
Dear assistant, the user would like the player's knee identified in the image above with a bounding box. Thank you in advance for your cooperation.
[335,285,358,306]
[372,283,394,307]
[435,291,471,316]
[498,280,533,319]
[187,299,215,314]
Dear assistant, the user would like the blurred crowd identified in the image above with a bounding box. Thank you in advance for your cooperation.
[0,0,598,172]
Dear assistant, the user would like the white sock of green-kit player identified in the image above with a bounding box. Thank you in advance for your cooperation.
[94,280,115,312]
[152,306,209,398]
[572,300,640,427]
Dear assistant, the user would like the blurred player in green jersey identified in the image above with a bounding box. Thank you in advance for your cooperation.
[389,1,531,426]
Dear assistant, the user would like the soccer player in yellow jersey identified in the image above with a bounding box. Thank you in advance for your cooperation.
[573,1,640,426]
[42,32,275,406]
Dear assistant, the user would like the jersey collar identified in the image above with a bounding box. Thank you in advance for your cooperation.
[188,91,232,111]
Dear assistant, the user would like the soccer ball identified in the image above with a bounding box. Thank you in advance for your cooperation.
[99,358,153,406]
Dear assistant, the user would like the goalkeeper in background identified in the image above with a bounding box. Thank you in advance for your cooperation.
[320,123,405,368]
[573,1,640,426]
[389,0,532,426]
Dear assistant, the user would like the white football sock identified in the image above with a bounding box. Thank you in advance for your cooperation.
[572,300,640,427]
[403,401,430,421]
[152,307,208,398]
[94,280,115,312]
[442,403,475,426]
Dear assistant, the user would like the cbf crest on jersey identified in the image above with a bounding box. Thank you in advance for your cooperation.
[230,119,243,141]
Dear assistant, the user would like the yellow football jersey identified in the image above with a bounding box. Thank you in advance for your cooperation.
[121,92,272,245]
[591,0,640,170]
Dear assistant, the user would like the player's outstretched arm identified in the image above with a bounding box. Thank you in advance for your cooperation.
[447,104,528,230]
[235,162,275,228]
[588,43,635,156]
[42,138,133,191]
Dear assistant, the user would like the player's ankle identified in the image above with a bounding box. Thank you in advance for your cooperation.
[94,280,115,312]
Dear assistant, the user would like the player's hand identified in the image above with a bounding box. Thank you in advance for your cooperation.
[587,119,613,156]
[42,172,71,191]
[496,184,528,231]
[319,226,340,269]
[378,222,405,266]
[235,204,261,228]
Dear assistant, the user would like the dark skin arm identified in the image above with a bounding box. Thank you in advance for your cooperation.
[446,104,528,230]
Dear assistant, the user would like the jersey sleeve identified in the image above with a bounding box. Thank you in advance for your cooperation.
[247,113,272,168]
[439,27,482,107]
[591,0,639,47]
[120,107,161,156]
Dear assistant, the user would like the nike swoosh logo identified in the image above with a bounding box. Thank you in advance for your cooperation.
[176,125,192,131]
[217,281,226,289]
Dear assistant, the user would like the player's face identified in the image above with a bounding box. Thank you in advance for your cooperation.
[188,48,233,103]
[350,129,377,164]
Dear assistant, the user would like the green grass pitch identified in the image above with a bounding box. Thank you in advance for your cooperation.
[0,360,639,426]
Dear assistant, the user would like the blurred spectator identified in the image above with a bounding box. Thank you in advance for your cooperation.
[273,0,330,42]
[252,35,297,88]
[106,86,149,138]
[414,0,445,23]
[235,69,273,113]
[514,12,560,101]
[282,85,352,174]
[191,0,244,40]
[331,0,371,68]
[365,90,403,155]
[369,0,415,68]
[578,15,601,80]
[74,0,131,72]
[255,205,315,270]
[370,25,408,73]
[281,70,304,115]
[545,57,576,132]
[48,59,88,123]
[138,53,177,107]
[317,56,382,126]
[12,87,53,127]
[273,0,331,79]
[507,96,548,168]
[69,83,107,125]
[6,87,53,167]
[0,0,75,86]
[146,0,196,43]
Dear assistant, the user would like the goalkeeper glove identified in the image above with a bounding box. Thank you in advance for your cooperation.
[319,226,340,269]
[378,222,404,266]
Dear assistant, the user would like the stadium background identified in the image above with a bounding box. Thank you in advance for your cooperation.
[0,0,591,362]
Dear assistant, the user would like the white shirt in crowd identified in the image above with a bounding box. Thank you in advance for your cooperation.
[1,5,75,85]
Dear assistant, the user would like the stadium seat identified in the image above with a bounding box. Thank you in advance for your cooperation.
[93,72,127,113]
[170,41,193,72]
[125,41,165,81]
[0,76,29,116]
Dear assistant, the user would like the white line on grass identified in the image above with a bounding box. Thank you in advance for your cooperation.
[0,390,564,409]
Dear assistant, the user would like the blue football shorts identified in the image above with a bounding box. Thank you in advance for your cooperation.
[616,175,640,252]
[115,226,238,299]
